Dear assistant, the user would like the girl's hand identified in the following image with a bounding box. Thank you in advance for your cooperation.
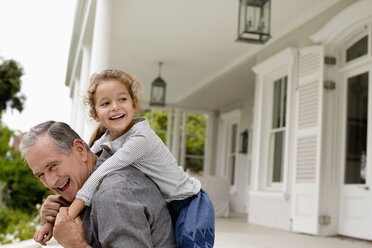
[40,195,70,224]
[53,207,91,248]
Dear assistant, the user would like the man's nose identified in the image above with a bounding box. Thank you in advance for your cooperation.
[44,172,58,189]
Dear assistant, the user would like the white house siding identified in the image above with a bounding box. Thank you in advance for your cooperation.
[218,96,255,214]
[248,0,372,240]
[250,47,297,231]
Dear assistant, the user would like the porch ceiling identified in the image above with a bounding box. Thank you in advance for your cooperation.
[87,0,341,110]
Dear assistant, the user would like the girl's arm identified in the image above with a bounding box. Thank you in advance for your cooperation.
[75,132,150,207]
[68,198,85,218]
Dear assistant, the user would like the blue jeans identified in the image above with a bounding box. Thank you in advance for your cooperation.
[168,189,215,248]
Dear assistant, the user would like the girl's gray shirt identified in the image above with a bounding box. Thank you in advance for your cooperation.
[76,117,201,206]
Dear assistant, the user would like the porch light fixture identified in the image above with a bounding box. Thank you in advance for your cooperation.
[150,62,167,107]
[237,0,271,44]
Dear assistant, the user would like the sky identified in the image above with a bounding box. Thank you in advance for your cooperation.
[0,0,76,133]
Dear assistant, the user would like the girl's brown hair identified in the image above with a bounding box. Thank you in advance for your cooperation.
[85,69,142,146]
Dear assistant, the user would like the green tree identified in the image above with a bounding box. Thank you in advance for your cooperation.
[185,113,206,173]
[0,124,52,213]
[0,123,52,244]
[142,109,168,143]
[142,109,207,174]
[0,58,25,117]
[0,58,50,244]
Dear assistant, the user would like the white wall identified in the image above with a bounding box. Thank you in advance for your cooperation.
[245,0,358,232]
[248,193,291,230]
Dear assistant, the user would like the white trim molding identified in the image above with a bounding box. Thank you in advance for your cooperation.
[252,48,297,75]
[311,0,372,45]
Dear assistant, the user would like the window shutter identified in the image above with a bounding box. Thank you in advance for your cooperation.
[291,46,324,234]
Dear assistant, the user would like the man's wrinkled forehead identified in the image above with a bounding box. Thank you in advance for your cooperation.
[26,135,62,167]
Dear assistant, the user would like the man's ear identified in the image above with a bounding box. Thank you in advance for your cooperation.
[72,139,88,161]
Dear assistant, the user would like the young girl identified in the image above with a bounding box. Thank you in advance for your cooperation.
[37,69,215,248]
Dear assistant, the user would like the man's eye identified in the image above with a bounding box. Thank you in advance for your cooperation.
[36,173,44,179]
[48,163,57,172]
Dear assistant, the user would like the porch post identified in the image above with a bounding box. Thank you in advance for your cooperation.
[80,46,97,142]
[71,47,90,138]
[166,108,173,148]
[89,0,115,74]
[250,75,264,192]
[172,108,181,162]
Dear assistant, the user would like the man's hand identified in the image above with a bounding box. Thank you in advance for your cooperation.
[34,222,53,246]
[40,195,70,224]
[53,207,91,248]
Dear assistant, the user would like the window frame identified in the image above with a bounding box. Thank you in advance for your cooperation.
[339,27,369,69]
[183,111,209,174]
[252,47,296,194]
[143,107,173,148]
[219,109,241,194]
[178,109,211,175]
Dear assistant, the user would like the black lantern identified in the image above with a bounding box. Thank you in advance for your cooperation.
[237,0,271,44]
[150,62,166,107]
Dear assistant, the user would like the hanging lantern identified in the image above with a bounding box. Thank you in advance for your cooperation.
[150,62,166,107]
[237,0,271,44]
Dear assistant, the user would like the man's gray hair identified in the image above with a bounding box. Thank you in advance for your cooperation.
[19,121,89,157]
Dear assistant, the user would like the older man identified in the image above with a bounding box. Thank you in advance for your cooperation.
[20,121,175,248]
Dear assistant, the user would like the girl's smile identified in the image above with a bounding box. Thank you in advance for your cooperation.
[93,79,137,139]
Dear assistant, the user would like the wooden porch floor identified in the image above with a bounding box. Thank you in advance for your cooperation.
[215,213,372,248]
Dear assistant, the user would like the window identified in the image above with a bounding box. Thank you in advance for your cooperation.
[252,48,295,192]
[344,72,368,184]
[269,76,287,184]
[142,109,169,144]
[346,35,368,63]
[228,124,239,185]
[184,112,208,174]
[219,109,241,187]
[142,109,209,175]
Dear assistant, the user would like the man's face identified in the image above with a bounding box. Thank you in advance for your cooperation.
[26,134,93,202]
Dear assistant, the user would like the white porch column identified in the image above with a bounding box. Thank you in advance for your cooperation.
[79,46,96,142]
[166,108,173,148]
[250,75,264,192]
[89,0,115,74]
[171,108,181,162]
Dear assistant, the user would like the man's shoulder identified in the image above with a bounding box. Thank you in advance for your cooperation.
[82,165,175,248]
[99,165,152,189]
[94,165,162,204]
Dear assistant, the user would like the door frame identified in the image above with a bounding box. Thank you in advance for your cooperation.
[337,62,372,240]
[219,109,241,193]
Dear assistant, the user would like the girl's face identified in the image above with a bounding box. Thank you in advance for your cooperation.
[93,79,137,139]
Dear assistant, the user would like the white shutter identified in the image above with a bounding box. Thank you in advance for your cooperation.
[291,46,324,234]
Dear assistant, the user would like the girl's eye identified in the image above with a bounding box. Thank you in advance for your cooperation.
[119,97,127,102]
[100,102,109,107]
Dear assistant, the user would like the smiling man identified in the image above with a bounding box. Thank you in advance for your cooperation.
[20,121,175,248]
